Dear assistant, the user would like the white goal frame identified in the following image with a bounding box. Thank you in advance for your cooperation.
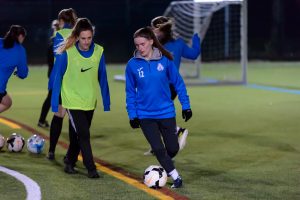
[163,0,248,85]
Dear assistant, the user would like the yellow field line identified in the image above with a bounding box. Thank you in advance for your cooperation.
[0,118,21,129]
[78,156,174,200]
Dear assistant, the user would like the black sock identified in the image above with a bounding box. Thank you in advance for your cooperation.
[48,115,63,153]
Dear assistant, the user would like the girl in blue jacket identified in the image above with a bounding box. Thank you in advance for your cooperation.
[141,16,200,155]
[0,25,28,113]
[125,27,192,188]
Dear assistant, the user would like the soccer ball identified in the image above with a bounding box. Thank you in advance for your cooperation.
[6,133,25,152]
[27,134,45,154]
[0,134,5,150]
[143,165,167,188]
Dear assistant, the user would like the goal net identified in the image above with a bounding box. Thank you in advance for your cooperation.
[164,0,247,85]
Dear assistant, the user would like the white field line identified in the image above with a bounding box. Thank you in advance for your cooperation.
[0,166,41,200]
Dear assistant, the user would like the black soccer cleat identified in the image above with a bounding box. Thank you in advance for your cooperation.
[64,164,77,174]
[38,121,49,128]
[171,176,183,189]
[88,170,100,178]
[46,152,55,160]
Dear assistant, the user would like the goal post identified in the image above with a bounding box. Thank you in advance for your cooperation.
[163,0,248,85]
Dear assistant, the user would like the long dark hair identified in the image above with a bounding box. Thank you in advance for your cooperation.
[58,8,77,27]
[57,18,94,54]
[133,27,173,60]
[151,16,174,45]
[3,25,26,49]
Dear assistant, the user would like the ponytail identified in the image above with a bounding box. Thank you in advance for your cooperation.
[58,8,77,27]
[151,16,174,45]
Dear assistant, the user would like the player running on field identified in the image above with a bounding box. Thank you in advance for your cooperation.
[0,25,28,113]
[125,27,192,188]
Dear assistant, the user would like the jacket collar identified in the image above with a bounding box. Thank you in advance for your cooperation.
[134,47,162,61]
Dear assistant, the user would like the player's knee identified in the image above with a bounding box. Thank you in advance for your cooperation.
[2,95,12,109]
[167,147,179,158]
[152,148,167,159]
[78,131,90,141]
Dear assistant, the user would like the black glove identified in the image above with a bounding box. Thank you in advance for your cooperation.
[129,118,140,129]
[13,71,17,76]
[182,109,192,122]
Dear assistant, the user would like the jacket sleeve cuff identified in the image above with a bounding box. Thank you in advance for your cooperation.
[52,106,58,113]
[182,104,191,110]
[104,105,110,112]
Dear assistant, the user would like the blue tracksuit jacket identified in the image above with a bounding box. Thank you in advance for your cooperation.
[164,33,201,70]
[0,38,28,93]
[125,48,190,119]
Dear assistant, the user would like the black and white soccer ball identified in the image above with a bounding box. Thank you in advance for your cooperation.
[27,134,45,154]
[0,134,5,150]
[143,165,167,188]
[6,133,25,152]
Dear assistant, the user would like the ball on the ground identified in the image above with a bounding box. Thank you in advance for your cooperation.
[6,133,25,152]
[0,134,5,150]
[27,134,45,154]
[143,165,167,188]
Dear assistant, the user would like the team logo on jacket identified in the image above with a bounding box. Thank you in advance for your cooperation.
[157,63,164,71]
[137,67,144,78]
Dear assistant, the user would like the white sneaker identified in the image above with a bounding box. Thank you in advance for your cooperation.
[178,128,188,151]
[143,148,154,156]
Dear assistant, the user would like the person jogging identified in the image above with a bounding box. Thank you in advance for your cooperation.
[125,27,192,188]
[0,25,28,113]
[51,18,110,178]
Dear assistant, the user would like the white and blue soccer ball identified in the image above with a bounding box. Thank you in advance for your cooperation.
[143,165,167,188]
[27,134,45,154]
[0,134,5,150]
[6,133,25,152]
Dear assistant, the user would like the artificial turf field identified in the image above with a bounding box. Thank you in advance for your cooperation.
[0,61,300,200]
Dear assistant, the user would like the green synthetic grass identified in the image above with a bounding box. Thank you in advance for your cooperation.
[0,62,300,200]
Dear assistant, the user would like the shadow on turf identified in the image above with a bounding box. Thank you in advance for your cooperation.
[45,155,102,179]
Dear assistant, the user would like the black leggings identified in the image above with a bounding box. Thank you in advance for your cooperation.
[38,90,52,123]
[140,118,179,173]
[66,109,96,172]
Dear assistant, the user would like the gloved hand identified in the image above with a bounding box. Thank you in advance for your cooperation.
[13,71,18,76]
[129,118,140,129]
[182,109,192,122]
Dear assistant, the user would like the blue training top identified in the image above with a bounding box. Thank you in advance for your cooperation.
[125,48,190,119]
[164,33,201,70]
[0,38,28,93]
[51,42,110,113]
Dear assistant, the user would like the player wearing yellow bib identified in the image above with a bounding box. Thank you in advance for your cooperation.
[45,8,78,160]
[51,18,110,178]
